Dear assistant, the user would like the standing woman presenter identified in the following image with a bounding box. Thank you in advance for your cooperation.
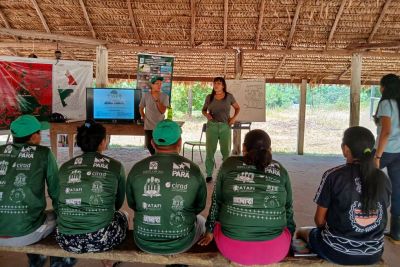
[202,77,240,183]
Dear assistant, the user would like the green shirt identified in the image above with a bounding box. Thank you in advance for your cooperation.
[126,153,207,254]
[57,152,125,235]
[0,143,59,237]
[206,156,296,241]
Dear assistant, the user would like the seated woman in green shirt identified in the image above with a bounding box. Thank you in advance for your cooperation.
[56,120,127,267]
[198,129,295,266]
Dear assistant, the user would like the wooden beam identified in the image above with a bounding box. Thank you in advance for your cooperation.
[127,0,142,46]
[31,0,50,33]
[368,0,392,43]
[286,0,303,49]
[0,9,19,42]
[190,0,196,47]
[254,0,266,49]
[349,54,362,126]
[325,0,347,50]
[79,0,96,39]
[96,45,108,87]
[347,41,400,50]
[297,79,307,155]
[274,55,287,78]
[234,49,243,79]
[337,64,351,80]
[223,0,228,48]
[0,28,107,45]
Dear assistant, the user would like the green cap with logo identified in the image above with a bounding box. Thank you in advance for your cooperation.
[10,115,50,138]
[152,119,181,146]
[150,76,164,84]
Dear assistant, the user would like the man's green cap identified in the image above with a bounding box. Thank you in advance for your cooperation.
[150,76,164,84]
[153,119,181,146]
[10,115,49,138]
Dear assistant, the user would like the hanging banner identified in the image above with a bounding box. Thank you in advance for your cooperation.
[53,61,93,120]
[0,61,53,129]
[136,53,174,100]
[0,57,93,130]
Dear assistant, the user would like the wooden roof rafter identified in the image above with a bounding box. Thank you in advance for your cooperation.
[337,63,351,80]
[325,0,347,50]
[0,8,22,56]
[223,0,228,48]
[31,0,50,33]
[254,0,266,49]
[79,0,96,39]
[127,0,142,46]
[368,0,392,43]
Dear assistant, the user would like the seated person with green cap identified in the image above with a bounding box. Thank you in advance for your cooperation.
[126,119,207,257]
[139,76,170,155]
[0,115,76,267]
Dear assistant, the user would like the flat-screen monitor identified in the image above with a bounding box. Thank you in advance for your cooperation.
[86,88,141,123]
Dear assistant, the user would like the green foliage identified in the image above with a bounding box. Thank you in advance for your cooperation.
[265,84,298,108]
[171,82,212,117]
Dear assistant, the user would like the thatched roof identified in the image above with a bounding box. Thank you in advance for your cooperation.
[0,0,399,84]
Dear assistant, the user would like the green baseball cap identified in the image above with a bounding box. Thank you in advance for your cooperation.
[10,115,50,138]
[152,119,182,146]
[150,76,164,84]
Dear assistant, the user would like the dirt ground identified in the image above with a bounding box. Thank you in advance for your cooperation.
[0,146,398,266]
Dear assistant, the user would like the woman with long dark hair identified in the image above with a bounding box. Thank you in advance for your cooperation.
[297,126,391,265]
[373,74,400,243]
[202,77,240,182]
[198,129,295,265]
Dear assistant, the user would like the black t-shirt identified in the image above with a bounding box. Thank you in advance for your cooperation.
[314,163,391,256]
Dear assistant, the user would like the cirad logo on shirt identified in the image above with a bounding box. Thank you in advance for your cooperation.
[0,160,9,175]
[93,157,110,169]
[12,162,31,171]
[172,162,190,178]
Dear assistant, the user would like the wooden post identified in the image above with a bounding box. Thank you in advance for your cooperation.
[297,79,307,155]
[350,53,362,127]
[232,49,243,155]
[96,45,108,87]
[188,86,193,117]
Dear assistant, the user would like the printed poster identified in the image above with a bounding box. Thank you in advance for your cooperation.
[137,53,174,100]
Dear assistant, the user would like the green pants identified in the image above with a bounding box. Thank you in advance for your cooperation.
[205,121,231,177]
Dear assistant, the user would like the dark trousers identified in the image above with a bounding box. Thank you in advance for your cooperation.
[380,152,400,216]
[144,130,155,155]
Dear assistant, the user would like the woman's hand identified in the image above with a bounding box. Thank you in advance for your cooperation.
[374,157,381,168]
[206,113,213,120]
[198,232,213,246]
[228,117,236,126]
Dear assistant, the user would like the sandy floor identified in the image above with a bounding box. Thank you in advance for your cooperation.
[0,147,399,266]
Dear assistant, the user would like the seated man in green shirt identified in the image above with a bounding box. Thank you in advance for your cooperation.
[126,119,207,256]
[0,115,75,267]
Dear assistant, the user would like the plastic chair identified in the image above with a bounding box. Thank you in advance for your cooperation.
[183,123,207,162]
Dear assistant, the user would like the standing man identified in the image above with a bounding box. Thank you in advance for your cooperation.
[139,76,169,155]
[0,115,76,267]
[126,120,207,255]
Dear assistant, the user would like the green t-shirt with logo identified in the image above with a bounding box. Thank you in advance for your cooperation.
[126,153,207,254]
[206,156,295,241]
[0,143,59,237]
[57,152,126,235]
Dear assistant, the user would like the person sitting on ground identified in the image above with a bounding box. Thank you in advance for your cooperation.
[56,120,127,267]
[126,120,207,258]
[297,126,391,265]
[198,129,296,266]
[0,115,75,267]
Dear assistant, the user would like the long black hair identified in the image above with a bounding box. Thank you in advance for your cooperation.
[342,126,387,214]
[210,77,229,102]
[374,74,400,124]
[76,120,106,152]
[243,129,272,170]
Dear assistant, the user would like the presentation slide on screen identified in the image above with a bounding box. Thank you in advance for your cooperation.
[93,89,134,119]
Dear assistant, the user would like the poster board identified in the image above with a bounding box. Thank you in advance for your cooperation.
[0,56,93,129]
[136,53,174,101]
[226,79,266,122]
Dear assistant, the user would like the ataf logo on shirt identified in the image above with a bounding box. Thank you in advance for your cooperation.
[143,177,161,198]
[14,173,27,187]
[143,215,161,225]
[232,185,255,192]
[142,202,162,210]
[65,187,83,194]
[3,145,12,154]
[233,197,254,207]
[172,162,190,178]
[68,170,82,184]
[93,157,110,169]
[234,172,255,183]
[17,146,36,159]
[66,198,81,206]
[74,157,83,165]
[0,160,9,175]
